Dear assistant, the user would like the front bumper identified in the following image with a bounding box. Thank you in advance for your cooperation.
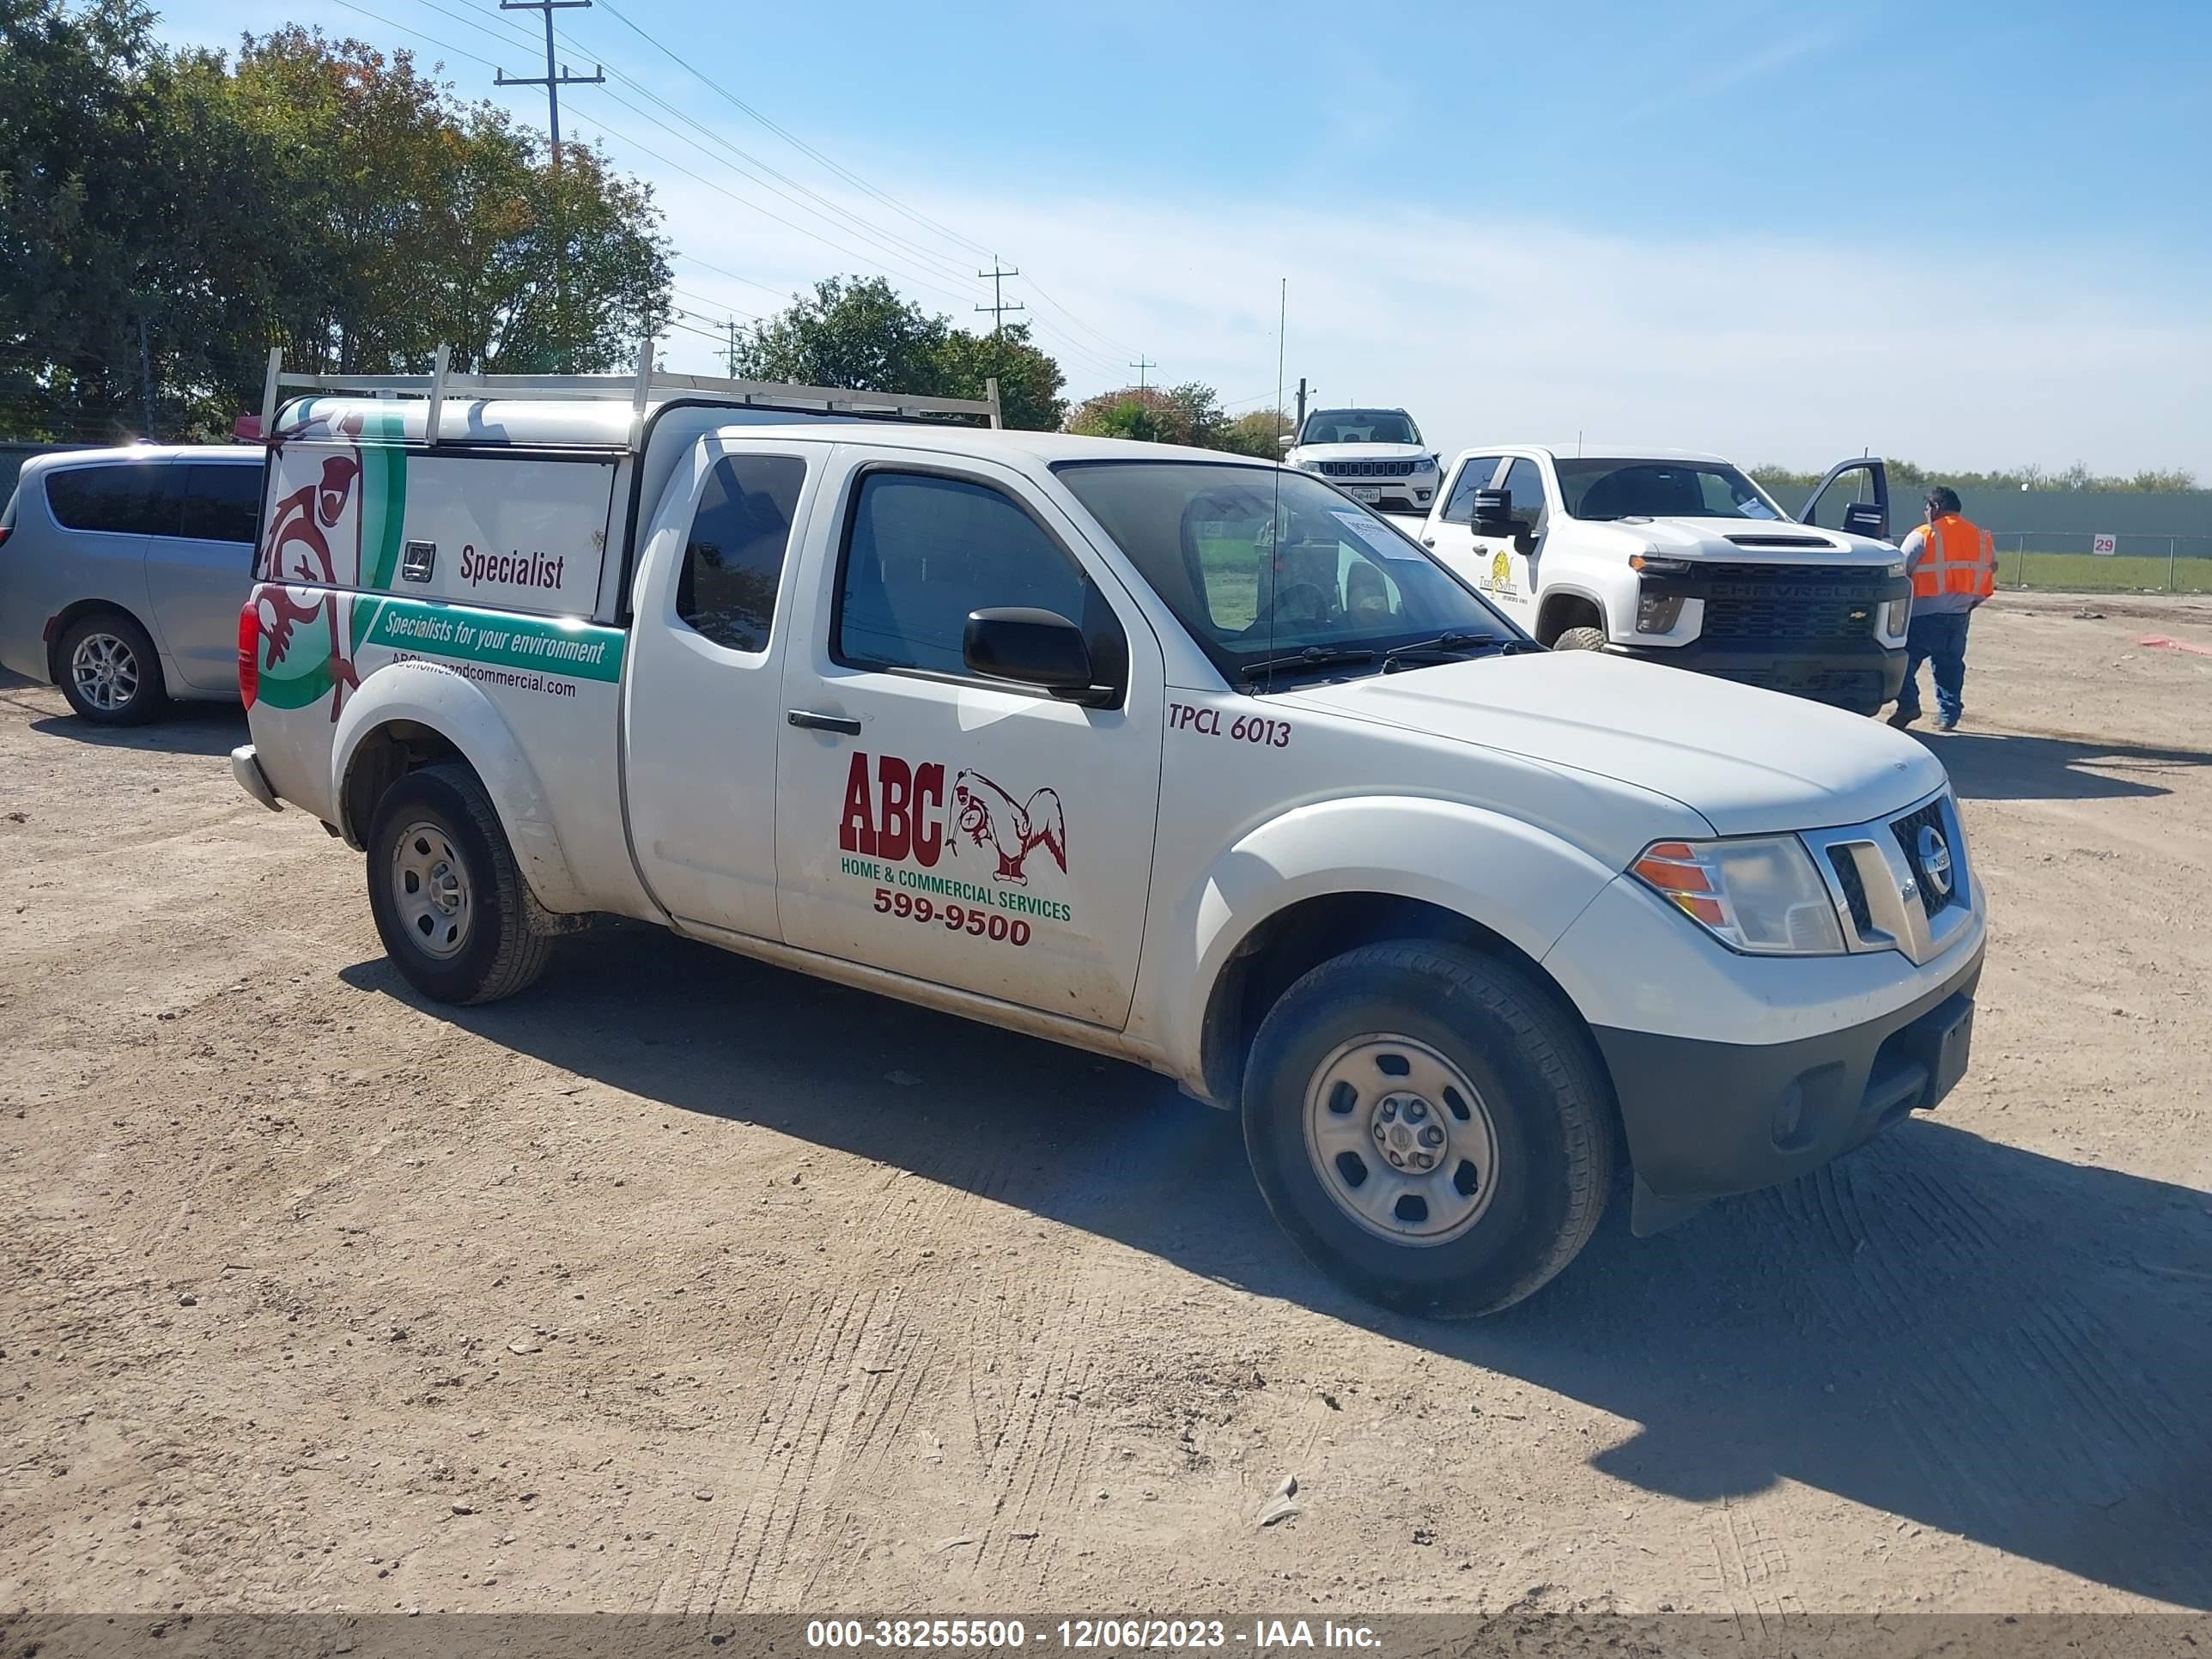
[1611,635,1905,712]
[1595,940,1983,1234]
[1317,477,1436,514]
[1616,564,1911,712]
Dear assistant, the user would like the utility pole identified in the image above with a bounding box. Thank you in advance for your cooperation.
[137,311,155,441]
[1295,376,1310,431]
[975,259,1025,338]
[1130,356,1156,392]
[725,317,740,379]
[497,0,603,370]
[495,0,603,169]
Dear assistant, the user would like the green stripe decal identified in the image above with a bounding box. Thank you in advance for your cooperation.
[255,658,337,710]
[355,413,409,634]
[365,599,626,683]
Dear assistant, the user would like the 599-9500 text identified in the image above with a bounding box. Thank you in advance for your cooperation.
[872,887,1034,947]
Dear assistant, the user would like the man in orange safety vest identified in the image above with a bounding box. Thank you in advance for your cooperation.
[1889,485,1995,732]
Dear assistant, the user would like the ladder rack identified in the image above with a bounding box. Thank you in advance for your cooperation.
[258,338,1001,444]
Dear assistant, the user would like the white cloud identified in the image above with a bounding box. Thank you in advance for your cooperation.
[638,163,2211,477]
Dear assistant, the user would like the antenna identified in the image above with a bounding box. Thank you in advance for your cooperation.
[1267,277,1286,693]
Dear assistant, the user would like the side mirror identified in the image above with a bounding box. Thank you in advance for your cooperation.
[1841,501,1888,540]
[1471,487,1516,536]
[963,607,1107,703]
[1278,433,1297,452]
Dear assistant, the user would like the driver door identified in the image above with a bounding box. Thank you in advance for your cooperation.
[1460,455,1546,629]
[1420,453,1504,590]
[1800,457,1892,541]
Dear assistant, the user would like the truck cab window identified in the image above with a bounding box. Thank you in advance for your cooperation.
[676,453,806,653]
[835,471,1103,678]
[1499,457,1547,536]
[1440,455,1504,524]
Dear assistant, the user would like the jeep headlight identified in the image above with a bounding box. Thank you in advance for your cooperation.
[1632,836,1844,956]
[1294,459,1322,471]
[1411,455,1437,471]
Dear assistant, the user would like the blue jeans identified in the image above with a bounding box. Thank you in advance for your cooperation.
[1898,611,1970,721]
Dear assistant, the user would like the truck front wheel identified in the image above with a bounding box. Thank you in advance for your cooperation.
[366,762,551,1005]
[1242,942,1614,1317]
[1550,625,1607,652]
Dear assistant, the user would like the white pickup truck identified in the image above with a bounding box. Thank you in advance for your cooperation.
[232,357,1984,1317]
[1395,447,1910,715]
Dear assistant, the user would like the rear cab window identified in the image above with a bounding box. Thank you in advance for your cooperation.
[675,453,805,653]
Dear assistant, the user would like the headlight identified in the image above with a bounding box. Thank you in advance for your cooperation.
[1886,561,1907,579]
[1636,592,1685,634]
[1294,459,1322,471]
[1411,455,1437,471]
[1632,836,1845,956]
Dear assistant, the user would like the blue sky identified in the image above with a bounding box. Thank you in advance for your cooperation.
[152,0,2212,474]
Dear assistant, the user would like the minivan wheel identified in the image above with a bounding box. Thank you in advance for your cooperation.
[366,762,551,1005]
[1242,942,1614,1318]
[58,612,167,725]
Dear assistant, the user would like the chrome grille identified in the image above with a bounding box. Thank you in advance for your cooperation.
[1890,799,1955,920]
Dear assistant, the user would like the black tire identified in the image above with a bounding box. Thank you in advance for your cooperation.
[365,762,552,1005]
[1550,625,1607,652]
[1242,942,1614,1319]
[56,611,167,726]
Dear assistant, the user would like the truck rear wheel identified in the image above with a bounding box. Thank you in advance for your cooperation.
[366,762,551,1005]
[1242,942,1613,1318]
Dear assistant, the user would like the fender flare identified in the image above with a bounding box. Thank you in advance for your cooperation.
[1534,582,1613,641]
[1150,794,1619,1081]
[328,659,587,914]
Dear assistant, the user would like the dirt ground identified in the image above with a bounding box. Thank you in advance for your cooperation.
[3,590,2209,1620]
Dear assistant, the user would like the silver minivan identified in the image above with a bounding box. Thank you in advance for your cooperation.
[0,445,264,724]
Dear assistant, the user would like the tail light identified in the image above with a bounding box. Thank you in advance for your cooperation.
[238,599,260,708]
[0,526,12,549]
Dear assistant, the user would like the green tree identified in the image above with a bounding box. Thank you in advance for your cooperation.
[1066,381,1265,453]
[1220,407,1290,458]
[731,275,1066,429]
[0,3,671,441]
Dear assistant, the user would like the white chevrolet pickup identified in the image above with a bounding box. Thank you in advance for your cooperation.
[1397,447,1910,714]
[233,358,1984,1317]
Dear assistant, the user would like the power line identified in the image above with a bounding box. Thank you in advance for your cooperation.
[594,0,997,263]
[567,105,983,311]
[331,0,499,70]
[465,1,1138,379]
[587,80,982,293]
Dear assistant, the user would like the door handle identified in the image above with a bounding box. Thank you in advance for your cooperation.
[787,708,862,736]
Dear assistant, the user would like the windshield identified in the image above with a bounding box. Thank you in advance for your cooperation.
[1299,408,1422,447]
[1054,460,1517,684]
[1553,459,1785,522]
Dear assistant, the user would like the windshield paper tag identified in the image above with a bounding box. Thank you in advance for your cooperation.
[1330,509,1422,560]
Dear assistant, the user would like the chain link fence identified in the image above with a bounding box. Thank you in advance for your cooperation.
[1995,531,2212,593]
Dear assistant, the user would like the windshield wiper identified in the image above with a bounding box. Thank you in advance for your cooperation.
[1380,633,1534,672]
[1238,645,1377,689]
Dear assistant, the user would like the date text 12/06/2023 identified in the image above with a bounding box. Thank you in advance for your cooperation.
[804,1618,1382,1650]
